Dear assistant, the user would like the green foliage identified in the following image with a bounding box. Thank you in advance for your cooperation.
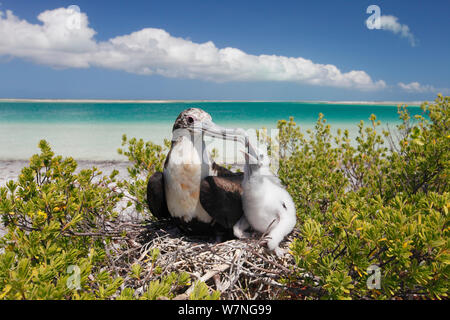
[0,140,219,300]
[0,140,125,299]
[189,281,221,300]
[277,95,449,299]
[117,135,169,214]
[383,94,449,197]
[139,272,190,300]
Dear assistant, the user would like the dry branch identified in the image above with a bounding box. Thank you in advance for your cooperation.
[95,215,312,300]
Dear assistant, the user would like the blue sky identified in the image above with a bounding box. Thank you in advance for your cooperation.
[0,0,449,101]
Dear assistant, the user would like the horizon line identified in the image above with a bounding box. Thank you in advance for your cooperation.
[0,98,423,106]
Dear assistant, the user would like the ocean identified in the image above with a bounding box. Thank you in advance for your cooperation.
[0,101,423,162]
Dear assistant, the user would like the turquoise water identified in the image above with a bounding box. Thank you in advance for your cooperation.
[0,102,423,161]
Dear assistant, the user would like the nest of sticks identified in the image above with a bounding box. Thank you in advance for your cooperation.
[105,216,318,300]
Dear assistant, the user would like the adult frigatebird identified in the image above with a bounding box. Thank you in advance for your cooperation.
[146,108,253,239]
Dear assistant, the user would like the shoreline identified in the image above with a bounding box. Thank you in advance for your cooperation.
[0,98,423,106]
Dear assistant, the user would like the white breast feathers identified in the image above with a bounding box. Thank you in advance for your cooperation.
[164,136,213,223]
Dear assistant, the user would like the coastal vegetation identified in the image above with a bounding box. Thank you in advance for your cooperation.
[0,94,448,300]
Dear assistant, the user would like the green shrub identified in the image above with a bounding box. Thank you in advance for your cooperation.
[0,140,124,299]
[0,140,218,300]
[117,135,170,215]
[280,95,449,299]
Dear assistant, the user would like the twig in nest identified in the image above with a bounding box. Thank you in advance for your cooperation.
[95,216,318,300]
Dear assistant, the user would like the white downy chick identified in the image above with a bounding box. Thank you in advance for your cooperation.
[233,146,297,257]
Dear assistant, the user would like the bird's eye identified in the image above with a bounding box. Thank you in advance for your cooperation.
[187,116,194,124]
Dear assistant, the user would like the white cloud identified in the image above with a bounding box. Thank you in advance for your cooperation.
[371,15,417,47]
[0,7,388,90]
[398,82,429,92]
[398,82,449,94]
[0,8,96,68]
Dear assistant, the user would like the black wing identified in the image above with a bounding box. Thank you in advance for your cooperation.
[200,164,244,230]
[146,172,171,220]
[146,171,232,239]
[147,163,244,240]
